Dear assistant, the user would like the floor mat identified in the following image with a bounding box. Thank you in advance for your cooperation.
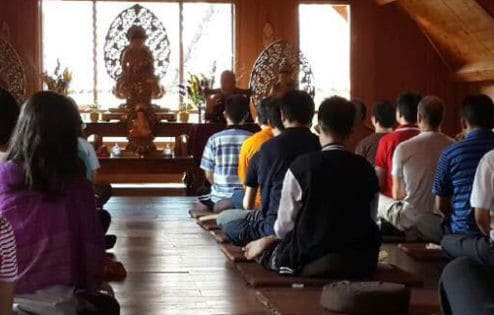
[196,220,220,231]
[236,262,424,288]
[189,208,213,219]
[398,243,446,261]
[255,288,439,315]
[220,244,252,262]
[210,229,230,243]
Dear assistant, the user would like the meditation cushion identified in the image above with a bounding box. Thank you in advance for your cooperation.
[320,281,410,314]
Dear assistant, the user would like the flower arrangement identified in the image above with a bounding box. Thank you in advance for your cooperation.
[179,74,213,112]
[41,59,72,95]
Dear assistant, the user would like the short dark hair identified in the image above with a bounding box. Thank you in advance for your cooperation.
[397,91,422,124]
[264,98,284,131]
[461,94,494,129]
[8,91,82,196]
[280,90,315,125]
[372,100,395,128]
[256,97,273,125]
[0,88,20,146]
[418,96,445,129]
[224,94,249,124]
[318,96,356,139]
[352,99,367,121]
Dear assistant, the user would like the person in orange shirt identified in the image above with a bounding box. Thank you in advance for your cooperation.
[224,97,284,211]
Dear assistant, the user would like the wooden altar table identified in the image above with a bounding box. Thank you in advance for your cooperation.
[95,150,200,196]
[83,121,194,138]
[85,122,260,196]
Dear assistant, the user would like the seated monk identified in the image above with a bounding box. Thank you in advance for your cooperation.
[243,96,381,277]
[205,71,252,124]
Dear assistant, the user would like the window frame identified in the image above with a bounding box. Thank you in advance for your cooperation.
[39,0,236,109]
[297,1,351,102]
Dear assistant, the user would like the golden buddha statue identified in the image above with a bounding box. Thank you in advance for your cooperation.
[270,58,297,98]
[114,25,164,155]
[126,103,157,155]
[115,25,164,105]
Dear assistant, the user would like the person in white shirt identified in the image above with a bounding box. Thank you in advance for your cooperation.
[380,96,454,240]
[441,149,494,265]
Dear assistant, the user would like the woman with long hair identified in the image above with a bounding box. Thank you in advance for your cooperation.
[0,91,118,314]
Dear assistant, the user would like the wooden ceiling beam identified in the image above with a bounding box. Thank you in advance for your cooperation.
[388,0,494,83]
[455,61,494,82]
[375,0,398,6]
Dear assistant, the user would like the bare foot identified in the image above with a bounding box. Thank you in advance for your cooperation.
[243,236,277,260]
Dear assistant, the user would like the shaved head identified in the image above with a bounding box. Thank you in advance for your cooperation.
[221,70,236,92]
[418,96,445,129]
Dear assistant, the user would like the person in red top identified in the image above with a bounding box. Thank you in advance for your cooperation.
[375,91,421,203]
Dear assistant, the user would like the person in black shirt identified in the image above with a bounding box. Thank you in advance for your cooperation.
[244,96,381,277]
[217,90,321,246]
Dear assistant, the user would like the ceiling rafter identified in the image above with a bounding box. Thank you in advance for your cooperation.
[375,0,494,82]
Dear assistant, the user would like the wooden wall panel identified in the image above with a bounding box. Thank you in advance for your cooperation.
[235,0,298,86]
[477,0,494,19]
[0,0,473,135]
[369,2,463,134]
[0,0,40,100]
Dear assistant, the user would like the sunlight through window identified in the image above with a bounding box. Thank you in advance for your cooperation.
[299,4,351,105]
[42,0,234,110]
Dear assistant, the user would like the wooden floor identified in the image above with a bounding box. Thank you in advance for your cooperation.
[106,196,445,315]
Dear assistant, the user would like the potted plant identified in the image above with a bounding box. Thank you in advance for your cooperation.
[179,74,213,122]
[41,59,72,95]
[89,104,100,122]
[178,103,191,123]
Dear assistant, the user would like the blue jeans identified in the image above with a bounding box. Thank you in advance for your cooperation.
[230,190,245,209]
[441,234,494,266]
[219,210,264,246]
[216,209,250,229]
[440,257,494,315]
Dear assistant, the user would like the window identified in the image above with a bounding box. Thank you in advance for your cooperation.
[299,4,350,105]
[42,1,234,110]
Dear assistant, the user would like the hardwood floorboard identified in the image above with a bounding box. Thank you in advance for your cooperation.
[105,196,443,315]
[106,197,268,314]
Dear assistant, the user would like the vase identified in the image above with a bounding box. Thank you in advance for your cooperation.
[178,112,190,123]
[89,111,99,122]
[197,104,206,123]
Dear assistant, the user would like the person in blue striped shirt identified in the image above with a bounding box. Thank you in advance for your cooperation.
[430,94,494,243]
[197,95,253,212]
